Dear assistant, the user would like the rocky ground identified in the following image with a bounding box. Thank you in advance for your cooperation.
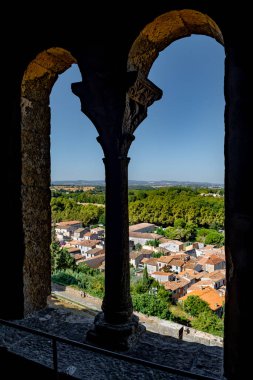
[0,288,224,379]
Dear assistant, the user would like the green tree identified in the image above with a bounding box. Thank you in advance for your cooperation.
[146,239,159,247]
[183,295,211,317]
[191,310,224,337]
[51,242,76,273]
[135,243,142,251]
[51,270,78,286]
[128,186,224,228]
[152,251,163,258]
[196,228,212,242]
[98,212,105,225]
[155,227,166,236]
[174,218,186,228]
[205,231,224,246]
[165,226,192,242]
[142,265,149,287]
[76,263,100,276]
[132,293,171,319]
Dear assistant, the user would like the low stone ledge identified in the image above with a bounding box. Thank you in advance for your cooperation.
[182,326,223,347]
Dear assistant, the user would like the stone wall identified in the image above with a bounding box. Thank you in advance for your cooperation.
[21,48,76,315]
[138,313,223,347]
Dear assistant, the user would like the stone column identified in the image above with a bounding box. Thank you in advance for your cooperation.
[224,41,253,379]
[87,152,145,349]
[72,69,162,350]
[102,154,132,323]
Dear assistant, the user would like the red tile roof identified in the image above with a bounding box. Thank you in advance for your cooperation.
[205,255,225,265]
[129,223,156,231]
[77,240,101,247]
[180,287,225,311]
[56,220,82,227]
[79,255,105,269]
[164,278,190,291]
[129,232,163,239]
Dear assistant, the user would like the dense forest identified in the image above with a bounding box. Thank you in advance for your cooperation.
[51,187,105,204]
[51,186,224,244]
[128,187,224,228]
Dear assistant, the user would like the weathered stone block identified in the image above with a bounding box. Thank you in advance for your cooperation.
[22,184,51,315]
[21,129,50,187]
[22,62,57,102]
[87,312,145,350]
[21,97,51,134]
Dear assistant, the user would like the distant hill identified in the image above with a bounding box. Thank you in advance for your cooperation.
[52,179,223,188]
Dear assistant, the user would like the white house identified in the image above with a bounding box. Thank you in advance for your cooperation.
[129,232,162,246]
[164,278,191,300]
[85,247,105,258]
[73,227,89,240]
[129,223,156,233]
[151,271,175,283]
[159,239,184,252]
[90,227,105,237]
[168,258,185,273]
[204,255,226,272]
[145,258,158,274]
[83,232,99,240]
[74,240,102,256]
[55,220,83,240]
[129,249,152,268]
[201,270,226,289]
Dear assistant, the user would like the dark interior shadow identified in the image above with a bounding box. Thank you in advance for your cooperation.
[0,297,223,379]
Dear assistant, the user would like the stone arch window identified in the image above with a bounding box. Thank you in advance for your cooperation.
[128,9,223,75]
[125,4,225,338]
[3,7,250,379]
[21,48,76,314]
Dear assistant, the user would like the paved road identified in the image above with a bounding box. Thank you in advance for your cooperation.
[51,283,102,313]
[51,283,164,332]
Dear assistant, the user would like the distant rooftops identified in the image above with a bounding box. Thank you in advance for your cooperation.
[129,223,156,232]
[180,287,225,311]
[129,232,162,239]
[56,220,82,227]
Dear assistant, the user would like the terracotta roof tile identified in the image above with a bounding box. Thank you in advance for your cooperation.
[180,287,225,311]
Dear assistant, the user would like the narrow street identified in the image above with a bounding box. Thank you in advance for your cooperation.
[51,282,102,315]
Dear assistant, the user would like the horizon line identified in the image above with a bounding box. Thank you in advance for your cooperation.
[51,179,224,185]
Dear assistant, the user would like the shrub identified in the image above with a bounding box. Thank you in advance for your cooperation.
[183,295,211,317]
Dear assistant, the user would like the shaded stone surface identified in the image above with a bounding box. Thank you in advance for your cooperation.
[19,48,76,317]
[0,306,224,379]
[87,312,146,350]
[22,185,51,315]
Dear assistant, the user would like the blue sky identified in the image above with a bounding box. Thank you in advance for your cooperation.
[50,35,225,184]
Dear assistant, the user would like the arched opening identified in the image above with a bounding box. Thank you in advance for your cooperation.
[21,48,77,314]
[128,9,223,75]
[129,35,224,184]
[50,65,105,305]
[2,6,251,379]
[127,9,225,343]
[50,65,105,183]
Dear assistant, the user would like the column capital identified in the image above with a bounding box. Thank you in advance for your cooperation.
[97,133,135,158]
[123,71,163,135]
[128,71,162,107]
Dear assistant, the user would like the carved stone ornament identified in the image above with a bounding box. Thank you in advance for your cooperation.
[128,71,162,107]
[122,71,162,139]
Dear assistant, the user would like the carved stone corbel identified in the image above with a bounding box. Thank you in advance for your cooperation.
[123,71,163,136]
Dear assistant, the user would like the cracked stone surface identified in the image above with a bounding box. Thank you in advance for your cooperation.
[0,299,224,379]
